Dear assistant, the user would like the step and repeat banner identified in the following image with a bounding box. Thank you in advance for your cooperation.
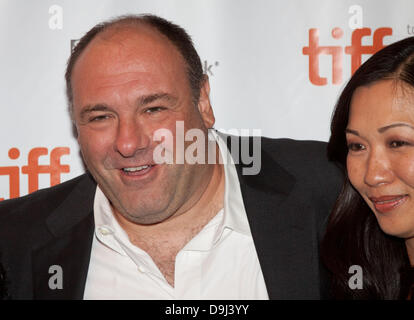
[0,0,412,200]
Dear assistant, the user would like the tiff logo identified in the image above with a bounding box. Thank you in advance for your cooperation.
[0,147,70,201]
[302,27,392,86]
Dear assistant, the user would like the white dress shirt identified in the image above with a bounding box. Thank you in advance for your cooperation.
[83,131,269,299]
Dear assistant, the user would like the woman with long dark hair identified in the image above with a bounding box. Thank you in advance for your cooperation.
[322,36,414,299]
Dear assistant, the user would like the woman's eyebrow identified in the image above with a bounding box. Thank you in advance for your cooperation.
[378,123,414,133]
[345,128,360,136]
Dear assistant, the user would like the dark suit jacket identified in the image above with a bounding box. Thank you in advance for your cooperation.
[0,136,342,299]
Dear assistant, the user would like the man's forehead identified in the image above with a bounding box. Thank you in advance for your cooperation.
[73,24,185,77]
[97,23,166,45]
[88,23,176,58]
[70,22,193,111]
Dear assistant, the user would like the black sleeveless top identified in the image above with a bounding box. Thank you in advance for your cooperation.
[400,266,414,300]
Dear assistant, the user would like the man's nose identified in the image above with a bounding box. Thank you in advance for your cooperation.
[364,149,394,187]
[115,119,150,157]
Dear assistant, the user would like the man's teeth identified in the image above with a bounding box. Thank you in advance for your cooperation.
[122,165,150,172]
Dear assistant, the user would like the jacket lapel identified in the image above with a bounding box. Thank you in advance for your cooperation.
[235,146,298,299]
[32,174,96,299]
[222,134,314,299]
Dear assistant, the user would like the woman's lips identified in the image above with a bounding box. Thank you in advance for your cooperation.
[369,195,408,213]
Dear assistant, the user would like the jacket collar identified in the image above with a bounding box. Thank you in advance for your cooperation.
[32,173,96,299]
[220,133,298,299]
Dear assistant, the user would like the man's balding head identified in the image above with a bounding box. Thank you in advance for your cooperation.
[66,14,204,118]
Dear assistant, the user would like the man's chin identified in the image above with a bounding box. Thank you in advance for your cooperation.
[117,208,174,226]
[107,197,171,224]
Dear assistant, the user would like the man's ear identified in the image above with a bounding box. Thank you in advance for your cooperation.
[197,75,215,129]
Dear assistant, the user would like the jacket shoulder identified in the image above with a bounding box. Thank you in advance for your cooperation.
[261,137,340,175]
[261,137,343,203]
[262,137,329,160]
[0,173,93,223]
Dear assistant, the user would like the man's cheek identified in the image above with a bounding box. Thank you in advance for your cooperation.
[80,132,107,154]
[79,139,104,170]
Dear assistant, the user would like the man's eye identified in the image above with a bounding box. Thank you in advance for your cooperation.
[145,106,165,114]
[347,143,365,152]
[89,115,110,122]
[389,140,410,148]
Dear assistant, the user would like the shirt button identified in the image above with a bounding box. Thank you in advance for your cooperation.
[138,265,146,273]
[98,226,112,235]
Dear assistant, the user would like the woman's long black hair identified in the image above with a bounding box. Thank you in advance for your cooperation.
[321,36,414,299]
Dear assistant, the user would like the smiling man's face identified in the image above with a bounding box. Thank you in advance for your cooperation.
[71,24,215,225]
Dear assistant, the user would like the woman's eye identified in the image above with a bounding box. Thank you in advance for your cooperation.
[347,143,365,152]
[389,140,409,148]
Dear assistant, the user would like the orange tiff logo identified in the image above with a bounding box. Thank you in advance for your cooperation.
[0,147,70,201]
[302,27,393,86]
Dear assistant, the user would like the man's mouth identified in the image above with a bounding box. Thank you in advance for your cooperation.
[369,195,408,213]
[121,164,155,176]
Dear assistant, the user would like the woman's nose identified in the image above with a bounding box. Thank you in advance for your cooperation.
[364,149,394,187]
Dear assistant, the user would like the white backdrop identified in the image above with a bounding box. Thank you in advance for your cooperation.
[0,0,412,200]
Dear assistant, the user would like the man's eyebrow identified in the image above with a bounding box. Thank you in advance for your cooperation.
[78,93,177,119]
[80,104,112,119]
[136,93,178,106]
[378,123,414,133]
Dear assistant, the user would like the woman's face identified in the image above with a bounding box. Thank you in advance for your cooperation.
[346,79,414,239]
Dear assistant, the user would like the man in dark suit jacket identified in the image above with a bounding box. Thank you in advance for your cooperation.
[0,253,9,300]
[0,14,342,299]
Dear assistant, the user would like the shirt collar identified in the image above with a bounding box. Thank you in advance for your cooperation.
[209,129,251,238]
[93,187,129,255]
